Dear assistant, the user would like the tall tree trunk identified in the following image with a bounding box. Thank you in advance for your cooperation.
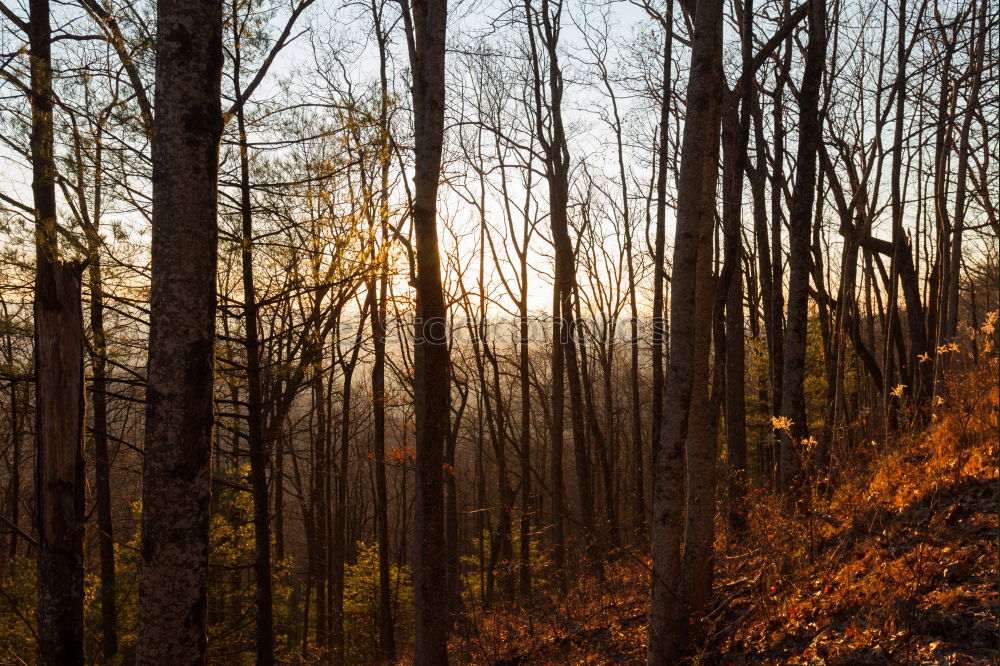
[944,1,985,343]
[647,0,723,659]
[274,433,285,562]
[517,185,534,597]
[869,220,929,407]
[332,311,366,664]
[372,11,395,656]
[778,0,826,497]
[472,207,515,601]
[596,48,646,539]
[526,0,597,569]
[82,116,119,664]
[314,375,331,651]
[371,267,395,661]
[549,281,566,583]
[883,0,908,431]
[675,1,725,647]
[233,45,275,664]
[927,29,954,402]
[445,380,467,615]
[721,19,751,534]
[516,324,533,594]
[624,221,645,541]
[484,332,515,600]
[769,10,791,432]
[465,299,511,607]
[30,1,87,663]
[574,291,616,548]
[137,1,223,661]
[88,237,118,663]
[650,1,673,490]
[402,0,451,659]
[5,379,21,564]
[747,94,778,486]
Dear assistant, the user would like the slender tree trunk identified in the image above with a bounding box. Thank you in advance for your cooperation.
[485,336,515,599]
[527,0,598,569]
[465,299,511,605]
[137,1,222,663]
[312,375,330,651]
[274,433,285,563]
[88,243,119,663]
[371,269,395,661]
[650,2,673,486]
[445,375,467,616]
[517,194,533,597]
[596,56,646,539]
[747,96,778,486]
[516,343,532,594]
[525,0,578,581]
[574,292,616,548]
[473,206,515,600]
[944,1,985,343]
[301,509,314,660]
[233,50,275,664]
[30,1,86,663]
[675,3,725,647]
[928,31,955,402]
[403,0,451,659]
[721,34,751,535]
[769,13,790,432]
[82,117,119,665]
[372,14,395,656]
[883,0,908,430]
[549,282,566,584]
[6,379,20,563]
[332,312,365,664]
[648,0,723,659]
[779,0,826,497]
[625,236,645,541]
[561,197,596,570]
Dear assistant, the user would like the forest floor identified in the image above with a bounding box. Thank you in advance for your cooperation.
[451,371,998,665]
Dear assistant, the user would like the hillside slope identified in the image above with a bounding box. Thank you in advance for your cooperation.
[453,371,999,665]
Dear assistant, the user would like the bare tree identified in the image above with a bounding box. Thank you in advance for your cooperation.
[28,1,87,662]
[778,0,826,496]
[399,0,451,659]
[647,0,723,659]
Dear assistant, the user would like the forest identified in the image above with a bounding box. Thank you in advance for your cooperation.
[0,0,997,663]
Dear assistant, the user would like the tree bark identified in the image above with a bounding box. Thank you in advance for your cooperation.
[517,189,534,597]
[778,0,826,497]
[30,0,87,662]
[233,46,275,664]
[747,94,778,487]
[525,0,598,570]
[372,11,395,655]
[944,0,985,343]
[650,1,673,495]
[331,310,366,663]
[87,230,118,664]
[402,0,451,659]
[675,1,725,647]
[371,267,395,661]
[647,0,723,659]
[137,0,223,662]
[35,262,86,666]
[721,22,751,534]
